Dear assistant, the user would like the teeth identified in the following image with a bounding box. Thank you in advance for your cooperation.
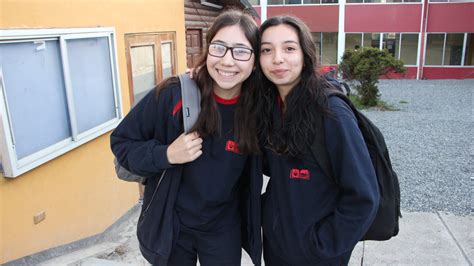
[217,70,236,76]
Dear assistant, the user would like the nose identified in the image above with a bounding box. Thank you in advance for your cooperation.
[272,50,283,64]
[220,49,235,66]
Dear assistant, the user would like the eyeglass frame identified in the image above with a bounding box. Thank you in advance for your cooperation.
[207,42,254,62]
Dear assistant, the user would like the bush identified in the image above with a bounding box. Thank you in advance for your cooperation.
[339,47,405,106]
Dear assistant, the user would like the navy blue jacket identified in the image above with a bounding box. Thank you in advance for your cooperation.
[262,96,379,265]
[110,79,262,265]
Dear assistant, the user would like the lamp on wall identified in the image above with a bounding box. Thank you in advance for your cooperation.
[200,0,223,9]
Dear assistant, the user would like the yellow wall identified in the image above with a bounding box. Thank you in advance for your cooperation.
[0,0,186,263]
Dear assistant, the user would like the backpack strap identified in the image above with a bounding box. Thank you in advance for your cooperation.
[310,112,337,184]
[178,73,201,133]
[309,89,352,185]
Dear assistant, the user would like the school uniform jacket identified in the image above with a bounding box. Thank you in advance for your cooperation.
[262,96,379,265]
[110,79,262,265]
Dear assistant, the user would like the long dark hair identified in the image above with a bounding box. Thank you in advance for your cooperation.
[184,10,260,154]
[257,16,330,157]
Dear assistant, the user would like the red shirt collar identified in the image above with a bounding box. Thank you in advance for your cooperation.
[214,93,240,105]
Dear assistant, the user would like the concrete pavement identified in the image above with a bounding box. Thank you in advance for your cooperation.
[34,206,473,266]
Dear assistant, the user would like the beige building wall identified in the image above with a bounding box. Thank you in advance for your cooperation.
[0,0,186,263]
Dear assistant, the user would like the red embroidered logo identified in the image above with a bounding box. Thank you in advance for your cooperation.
[289,168,310,180]
[225,140,241,154]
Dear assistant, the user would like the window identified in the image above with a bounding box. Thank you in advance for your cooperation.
[345,33,419,65]
[429,0,473,2]
[248,0,260,4]
[345,33,362,51]
[465,33,474,66]
[0,28,122,177]
[444,33,464,65]
[425,34,444,65]
[383,33,401,59]
[425,33,472,66]
[400,34,419,65]
[267,0,338,4]
[130,45,156,101]
[161,42,173,79]
[364,32,381,48]
[347,0,420,3]
[312,32,339,65]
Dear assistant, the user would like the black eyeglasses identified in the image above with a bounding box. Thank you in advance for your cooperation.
[208,43,254,61]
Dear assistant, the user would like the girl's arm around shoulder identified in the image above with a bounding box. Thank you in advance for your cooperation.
[311,96,379,258]
[110,84,177,177]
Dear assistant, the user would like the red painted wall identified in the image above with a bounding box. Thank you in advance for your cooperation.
[345,4,422,32]
[381,67,418,79]
[264,6,339,32]
[422,67,474,79]
[427,3,474,32]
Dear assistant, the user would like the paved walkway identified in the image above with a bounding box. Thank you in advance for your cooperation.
[37,206,473,266]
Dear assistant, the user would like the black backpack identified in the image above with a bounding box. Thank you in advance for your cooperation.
[310,89,402,241]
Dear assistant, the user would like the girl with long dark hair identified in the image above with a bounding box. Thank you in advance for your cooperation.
[257,16,379,265]
[111,10,262,266]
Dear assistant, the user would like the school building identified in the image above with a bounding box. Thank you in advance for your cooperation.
[250,0,474,79]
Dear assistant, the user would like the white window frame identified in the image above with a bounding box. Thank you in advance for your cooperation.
[423,32,471,67]
[344,32,420,66]
[267,0,339,5]
[0,27,123,178]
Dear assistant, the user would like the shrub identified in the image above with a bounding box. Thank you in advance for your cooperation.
[339,47,405,106]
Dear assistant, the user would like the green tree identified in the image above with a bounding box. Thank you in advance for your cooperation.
[339,47,405,106]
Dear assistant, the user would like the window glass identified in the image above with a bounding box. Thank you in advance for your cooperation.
[268,0,284,4]
[161,42,173,80]
[429,0,448,2]
[346,0,363,2]
[131,45,156,102]
[322,32,338,64]
[0,40,71,159]
[322,0,338,3]
[304,0,320,3]
[248,0,260,4]
[404,0,421,2]
[364,33,380,48]
[383,33,401,59]
[425,34,444,65]
[400,34,419,65]
[286,0,302,3]
[464,33,474,66]
[0,29,120,177]
[345,33,362,51]
[386,0,403,2]
[312,32,322,61]
[67,37,116,134]
[444,33,464,65]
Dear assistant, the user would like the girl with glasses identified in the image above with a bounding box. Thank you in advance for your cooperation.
[256,16,379,265]
[111,10,262,266]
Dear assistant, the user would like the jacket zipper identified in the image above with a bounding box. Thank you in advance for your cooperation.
[141,170,167,218]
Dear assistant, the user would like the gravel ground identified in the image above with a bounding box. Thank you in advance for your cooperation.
[360,79,473,216]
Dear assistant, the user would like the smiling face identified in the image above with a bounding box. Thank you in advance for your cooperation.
[259,24,304,100]
[206,25,255,99]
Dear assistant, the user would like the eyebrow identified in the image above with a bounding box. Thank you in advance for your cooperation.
[211,40,251,48]
[261,40,299,45]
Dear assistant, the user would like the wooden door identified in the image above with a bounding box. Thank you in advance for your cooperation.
[186,29,202,69]
[125,32,177,105]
